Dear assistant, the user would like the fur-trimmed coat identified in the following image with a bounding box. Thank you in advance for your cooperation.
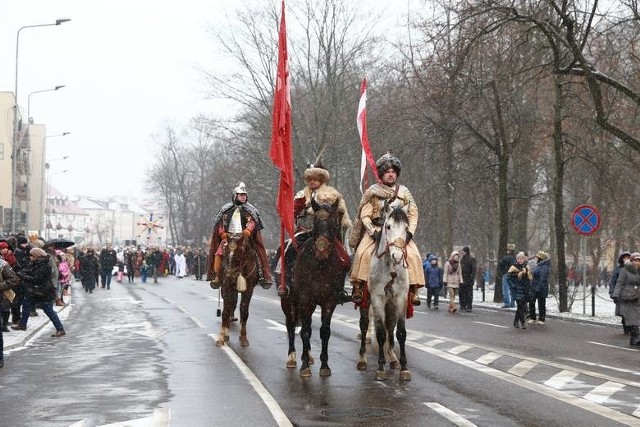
[294,183,352,232]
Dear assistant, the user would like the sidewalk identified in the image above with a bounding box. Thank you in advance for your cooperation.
[4,292,72,351]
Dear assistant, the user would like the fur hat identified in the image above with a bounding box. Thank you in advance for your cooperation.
[375,152,401,178]
[506,243,516,251]
[17,235,28,245]
[29,248,47,258]
[303,162,330,184]
[631,252,640,261]
[535,250,548,260]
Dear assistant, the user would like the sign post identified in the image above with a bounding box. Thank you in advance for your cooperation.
[571,205,601,315]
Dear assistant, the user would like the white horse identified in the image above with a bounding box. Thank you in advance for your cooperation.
[361,203,411,381]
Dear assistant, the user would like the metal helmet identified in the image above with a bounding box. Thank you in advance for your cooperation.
[232,182,248,202]
[375,152,401,178]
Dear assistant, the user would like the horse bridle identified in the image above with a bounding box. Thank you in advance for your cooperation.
[224,233,256,280]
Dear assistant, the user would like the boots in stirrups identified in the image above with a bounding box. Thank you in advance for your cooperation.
[335,273,351,305]
[209,255,222,290]
[351,280,364,304]
[409,285,421,306]
[629,326,640,348]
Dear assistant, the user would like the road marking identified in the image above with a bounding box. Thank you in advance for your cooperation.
[544,370,579,389]
[424,339,446,347]
[190,316,205,328]
[424,402,477,426]
[70,407,171,427]
[633,406,640,418]
[508,360,537,377]
[449,345,472,355]
[583,381,626,404]
[474,321,510,329]
[212,335,293,427]
[265,319,287,332]
[588,341,638,352]
[560,357,640,377]
[162,297,175,304]
[175,304,189,314]
[475,352,502,365]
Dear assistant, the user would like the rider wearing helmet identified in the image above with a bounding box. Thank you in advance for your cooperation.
[349,152,425,305]
[277,162,352,303]
[207,182,273,289]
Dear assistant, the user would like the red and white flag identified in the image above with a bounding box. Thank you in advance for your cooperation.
[357,77,378,193]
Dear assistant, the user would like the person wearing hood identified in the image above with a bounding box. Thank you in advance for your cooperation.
[528,251,551,325]
[424,255,444,309]
[460,246,477,313]
[443,251,463,313]
[609,251,631,334]
[613,252,640,348]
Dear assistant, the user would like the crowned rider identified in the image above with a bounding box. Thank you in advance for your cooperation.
[277,162,352,303]
[349,152,425,305]
[207,182,273,289]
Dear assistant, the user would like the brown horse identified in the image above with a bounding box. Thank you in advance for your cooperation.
[292,198,347,377]
[215,232,259,347]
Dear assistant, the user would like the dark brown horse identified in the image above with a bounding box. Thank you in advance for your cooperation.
[292,198,346,377]
[215,232,259,347]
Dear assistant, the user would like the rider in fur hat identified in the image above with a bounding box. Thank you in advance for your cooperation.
[277,162,352,303]
[207,182,273,289]
[349,152,425,306]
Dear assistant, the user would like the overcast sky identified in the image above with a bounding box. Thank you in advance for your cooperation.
[0,0,240,200]
[0,0,412,201]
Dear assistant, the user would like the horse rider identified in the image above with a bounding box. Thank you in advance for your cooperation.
[207,182,274,289]
[277,162,352,303]
[349,152,425,305]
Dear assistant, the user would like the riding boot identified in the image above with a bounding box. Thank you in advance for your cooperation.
[409,285,421,306]
[351,280,364,303]
[336,273,351,305]
[209,255,222,290]
[630,326,640,348]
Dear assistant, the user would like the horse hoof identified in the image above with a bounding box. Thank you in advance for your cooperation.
[389,360,400,370]
[374,370,387,381]
[319,368,332,377]
[240,338,250,347]
[357,361,367,371]
[215,339,225,347]
[299,368,312,377]
[308,355,315,365]
[286,360,297,369]
[399,370,412,382]
[224,335,230,342]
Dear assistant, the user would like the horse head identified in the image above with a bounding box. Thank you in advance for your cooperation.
[310,197,340,261]
[378,205,409,266]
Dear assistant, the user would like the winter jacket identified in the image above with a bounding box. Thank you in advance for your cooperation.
[613,262,640,326]
[530,258,551,298]
[507,262,531,301]
[424,262,444,289]
[20,256,55,301]
[443,251,462,289]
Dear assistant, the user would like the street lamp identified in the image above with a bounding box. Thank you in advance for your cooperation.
[46,168,69,239]
[27,85,65,123]
[11,18,71,234]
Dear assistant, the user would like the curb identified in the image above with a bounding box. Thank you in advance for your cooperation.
[4,300,71,351]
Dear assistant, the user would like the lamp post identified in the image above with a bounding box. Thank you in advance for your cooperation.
[11,18,71,234]
[46,168,69,240]
[38,132,70,234]
[27,85,65,123]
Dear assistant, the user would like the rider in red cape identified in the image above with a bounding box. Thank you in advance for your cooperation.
[349,152,425,306]
[207,183,273,288]
[278,163,352,303]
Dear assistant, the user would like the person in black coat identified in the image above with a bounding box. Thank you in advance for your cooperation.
[81,248,100,293]
[12,248,65,337]
[609,251,631,334]
[460,246,477,312]
[507,252,532,329]
[0,257,19,367]
[528,251,551,325]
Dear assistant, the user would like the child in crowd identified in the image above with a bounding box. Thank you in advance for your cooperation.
[140,261,150,283]
[424,255,443,309]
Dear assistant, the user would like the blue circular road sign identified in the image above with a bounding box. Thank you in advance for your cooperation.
[571,204,600,236]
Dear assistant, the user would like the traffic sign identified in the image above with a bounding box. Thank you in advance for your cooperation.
[571,204,600,236]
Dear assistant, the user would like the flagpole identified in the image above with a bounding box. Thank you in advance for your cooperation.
[357,77,378,194]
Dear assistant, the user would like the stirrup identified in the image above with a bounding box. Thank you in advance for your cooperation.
[260,279,274,290]
[351,288,363,304]
[410,292,421,306]
[277,285,290,297]
[337,290,351,305]
[209,277,221,290]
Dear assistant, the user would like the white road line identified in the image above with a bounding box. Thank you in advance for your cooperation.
[508,360,537,377]
[475,352,502,365]
[633,406,640,418]
[423,402,477,427]
[474,321,510,329]
[424,339,446,347]
[588,341,638,352]
[583,381,626,404]
[448,345,472,355]
[190,316,205,328]
[175,304,189,314]
[544,370,580,390]
[560,357,640,377]
[212,335,293,427]
[162,297,175,304]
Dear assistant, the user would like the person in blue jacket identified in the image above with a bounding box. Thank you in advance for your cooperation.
[528,251,551,325]
[424,255,444,309]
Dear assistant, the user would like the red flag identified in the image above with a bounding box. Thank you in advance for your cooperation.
[357,77,378,193]
[270,1,295,266]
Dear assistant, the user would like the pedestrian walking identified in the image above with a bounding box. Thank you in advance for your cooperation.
[99,242,117,289]
[80,248,99,293]
[498,243,517,308]
[609,251,632,334]
[424,255,443,309]
[460,246,477,312]
[0,255,19,368]
[507,252,532,329]
[528,251,550,325]
[612,252,640,348]
[443,251,462,313]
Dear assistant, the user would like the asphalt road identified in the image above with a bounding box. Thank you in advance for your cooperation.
[1,276,639,427]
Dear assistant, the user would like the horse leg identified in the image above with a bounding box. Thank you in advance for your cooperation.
[374,316,388,381]
[239,288,253,347]
[299,314,313,377]
[397,318,411,381]
[385,310,399,370]
[282,297,297,368]
[319,308,333,377]
[357,306,369,370]
[216,287,233,347]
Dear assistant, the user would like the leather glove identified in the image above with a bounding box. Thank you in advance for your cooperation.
[372,230,381,242]
[406,231,413,243]
[242,229,251,237]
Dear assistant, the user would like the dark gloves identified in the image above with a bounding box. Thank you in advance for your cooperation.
[406,231,413,243]
[372,230,381,242]
[613,296,620,304]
